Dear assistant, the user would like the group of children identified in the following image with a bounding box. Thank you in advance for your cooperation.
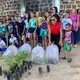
[0,7,80,63]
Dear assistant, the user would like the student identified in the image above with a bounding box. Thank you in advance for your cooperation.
[70,9,78,48]
[9,34,18,47]
[62,12,72,38]
[45,11,50,23]
[39,16,48,48]
[62,23,73,63]
[0,37,7,53]
[28,11,37,47]
[36,11,42,44]
[0,20,6,44]
[15,16,26,46]
[24,13,29,42]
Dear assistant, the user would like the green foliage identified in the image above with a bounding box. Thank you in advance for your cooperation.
[0,50,29,71]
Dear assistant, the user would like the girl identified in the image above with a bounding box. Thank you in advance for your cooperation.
[28,12,37,47]
[40,16,48,48]
[77,9,80,43]
[70,9,78,48]
[45,11,50,23]
[24,13,29,43]
[36,11,42,44]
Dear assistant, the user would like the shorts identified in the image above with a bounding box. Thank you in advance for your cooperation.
[64,42,71,52]
[40,29,47,37]
[28,27,36,33]
[18,31,22,36]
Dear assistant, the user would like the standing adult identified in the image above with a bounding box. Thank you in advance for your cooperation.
[48,14,63,54]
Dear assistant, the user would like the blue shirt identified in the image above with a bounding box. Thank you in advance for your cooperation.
[0,25,6,38]
[62,18,72,30]
[24,19,29,29]
[30,19,36,28]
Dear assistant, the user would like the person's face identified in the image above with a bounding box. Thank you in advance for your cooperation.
[51,16,57,24]
[72,9,76,14]
[66,26,70,31]
[0,22,2,26]
[42,17,46,21]
[30,12,34,18]
[18,17,22,22]
[6,16,9,19]
[11,17,14,21]
[23,12,26,17]
[36,12,39,17]
[51,8,56,14]
[26,14,28,19]
[45,12,50,17]
[66,13,69,18]
[11,34,14,38]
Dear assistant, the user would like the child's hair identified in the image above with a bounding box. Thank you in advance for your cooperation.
[66,23,72,27]
[43,15,47,20]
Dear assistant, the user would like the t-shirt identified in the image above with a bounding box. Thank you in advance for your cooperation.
[70,14,78,31]
[62,18,72,30]
[16,21,25,32]
[64,31,73,44]
[0,25,6,38]
[41,22,47,29]
[9,37,18,45]
[24,19,29,29]
[37,17,42,26]
[6,24,14,34]
[0,40,6,48]
[49,22,62,34]
[30,19,36,28]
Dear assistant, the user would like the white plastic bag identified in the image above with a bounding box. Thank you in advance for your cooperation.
[32,45,45,64]
[18,43,31,53]
[3,45,18,57]
[45,44,59,64]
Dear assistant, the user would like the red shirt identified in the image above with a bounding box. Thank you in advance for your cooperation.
[49,22,61,34]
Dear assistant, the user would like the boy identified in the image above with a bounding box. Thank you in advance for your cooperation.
[0,37,7,54]
[62,11,72,38]
[9,34,18,47]
[62,23,73,63]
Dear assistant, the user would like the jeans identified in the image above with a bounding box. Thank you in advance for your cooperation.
[72,30,77,45]
[77,27,80,42]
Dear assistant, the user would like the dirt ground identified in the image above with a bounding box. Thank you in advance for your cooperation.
[0,45,80,80]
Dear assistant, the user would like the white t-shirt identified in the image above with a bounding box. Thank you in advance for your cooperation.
[62,18,72,30]
[0,40,6,48]
[9,37,18,45]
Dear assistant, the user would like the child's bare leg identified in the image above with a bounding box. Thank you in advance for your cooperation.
[33,33,36,47]
[44,37,47,49]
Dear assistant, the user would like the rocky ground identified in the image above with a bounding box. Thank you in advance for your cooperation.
[0,45,80,80]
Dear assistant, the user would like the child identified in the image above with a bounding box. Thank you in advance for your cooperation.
[9,34,18,47]
[0,37,7,54]
[62,23,73,63]
[36,11,42,44]
[70,9,78,48]
[28,11,37,47]
[24,13,29,43]
[39,16,48,48]
[62,11,72,38]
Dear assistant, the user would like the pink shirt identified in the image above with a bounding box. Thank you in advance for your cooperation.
[70,14,78,31]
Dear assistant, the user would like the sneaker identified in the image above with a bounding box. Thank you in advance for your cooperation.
[74,45,77,48]
[68,58,72,63]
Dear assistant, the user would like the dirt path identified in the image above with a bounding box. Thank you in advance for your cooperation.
[0,46,80,80]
